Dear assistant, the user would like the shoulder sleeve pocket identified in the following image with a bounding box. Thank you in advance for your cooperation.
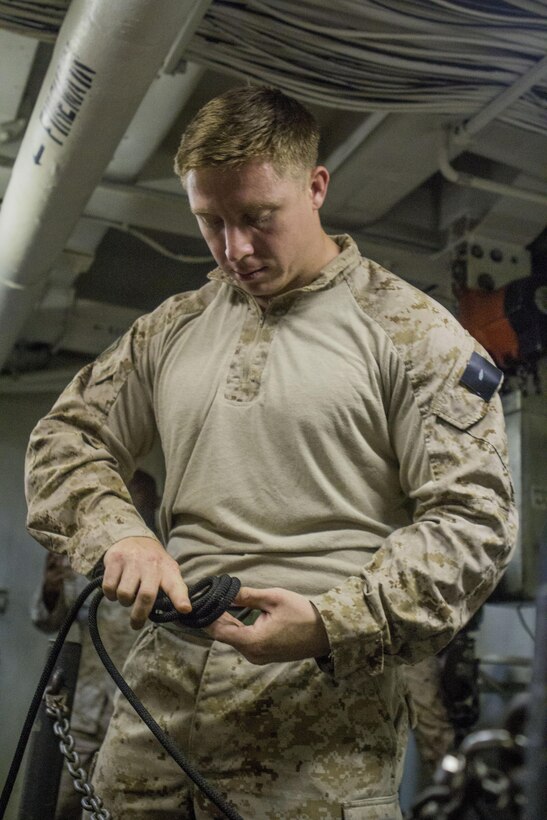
[89,335,132,388]
[431,383,490,431]
[90,357,119,386]
[83,337,135,419]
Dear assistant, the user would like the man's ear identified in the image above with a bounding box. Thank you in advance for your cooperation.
[309,165,330,210]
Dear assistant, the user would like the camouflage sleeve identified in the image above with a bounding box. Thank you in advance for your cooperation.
[25,317,159,576]
[312,328,517,680]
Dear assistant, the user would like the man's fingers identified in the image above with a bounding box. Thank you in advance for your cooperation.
[127,577,161,629]
[127,573,190,629]
[128,593,151,629]
[208,611,246,631]
[161,572,192,614]
[102,560,123,601]
[118,573,145,607]
[206,612,252,644]
[233,586,275,610]
[206,587,331,664]
[101,537,191,628]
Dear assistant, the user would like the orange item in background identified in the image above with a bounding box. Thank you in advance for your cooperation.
[457,287,519,368]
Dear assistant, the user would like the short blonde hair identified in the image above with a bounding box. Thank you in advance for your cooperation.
[174,86,319,183]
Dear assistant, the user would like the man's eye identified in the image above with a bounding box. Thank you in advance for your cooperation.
[247,212,272,227]
[199,215,223,229]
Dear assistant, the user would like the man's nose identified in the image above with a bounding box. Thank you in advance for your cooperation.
[225,226,254,264]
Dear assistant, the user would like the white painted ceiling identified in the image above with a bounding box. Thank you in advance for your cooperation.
[0,0,546,383]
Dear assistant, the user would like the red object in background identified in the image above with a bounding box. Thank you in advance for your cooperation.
[457,286,519,369]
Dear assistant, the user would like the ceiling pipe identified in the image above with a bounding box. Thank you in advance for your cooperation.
[0,0,211,372]
[437,52,547,217]
[438,141,547,207]
[162,0,214,75]
[455,53,547,143]
[104,62,204,183]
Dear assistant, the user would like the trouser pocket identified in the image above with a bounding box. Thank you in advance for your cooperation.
[342,793,401,819]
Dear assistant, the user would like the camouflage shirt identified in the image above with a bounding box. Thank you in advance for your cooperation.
[25,235,517,680]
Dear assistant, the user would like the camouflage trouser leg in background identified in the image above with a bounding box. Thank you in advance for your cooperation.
[90,624,411,819]
[403,656,455,775]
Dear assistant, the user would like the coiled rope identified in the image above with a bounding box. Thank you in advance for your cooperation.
[149,573,241,629]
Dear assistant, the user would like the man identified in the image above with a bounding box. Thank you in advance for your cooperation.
[25,86,517,819]
[30,471,159,819]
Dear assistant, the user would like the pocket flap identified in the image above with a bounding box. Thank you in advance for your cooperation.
[91,357,119,385]
[342,793,401,819]
[431,381,490,431]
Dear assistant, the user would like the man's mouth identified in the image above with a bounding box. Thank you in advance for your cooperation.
[234,267,266,281]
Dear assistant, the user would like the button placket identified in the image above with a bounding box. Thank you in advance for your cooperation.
[224,306,282,403]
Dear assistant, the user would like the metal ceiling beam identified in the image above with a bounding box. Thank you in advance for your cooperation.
[472,172,547,246]
[86,180,202,238]
[456,53,547,141]
[469,122,547,183]
[104,61,205,182]
[0,29,39,130]
[323,113,454,225]
[323,113,388,175]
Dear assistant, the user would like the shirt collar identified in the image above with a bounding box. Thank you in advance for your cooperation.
[207,234,361,298]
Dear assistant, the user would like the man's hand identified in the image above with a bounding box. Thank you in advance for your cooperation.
[205,586,330,664]
[102,536,191,629]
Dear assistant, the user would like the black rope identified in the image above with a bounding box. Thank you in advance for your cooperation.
[0,574,244,820]
[150,574,241,629]
[0,577,103,817]
[88,587,243,819]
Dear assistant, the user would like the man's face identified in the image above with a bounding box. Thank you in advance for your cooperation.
[186,159,331,303]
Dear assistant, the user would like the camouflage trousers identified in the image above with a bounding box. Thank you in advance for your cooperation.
[403,656,455,775]
[90,623,410,819]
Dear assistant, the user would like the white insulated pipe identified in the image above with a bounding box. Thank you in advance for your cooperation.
[438,139,547,207]
[0,0,209,371]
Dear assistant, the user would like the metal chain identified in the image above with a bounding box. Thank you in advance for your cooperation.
[45,694,111,820]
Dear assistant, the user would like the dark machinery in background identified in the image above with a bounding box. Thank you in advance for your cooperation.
[452,233,547,394]
[406,527,547,820]
[451,232,547,602]
[441,613,482,749]
[405,235,547,819]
